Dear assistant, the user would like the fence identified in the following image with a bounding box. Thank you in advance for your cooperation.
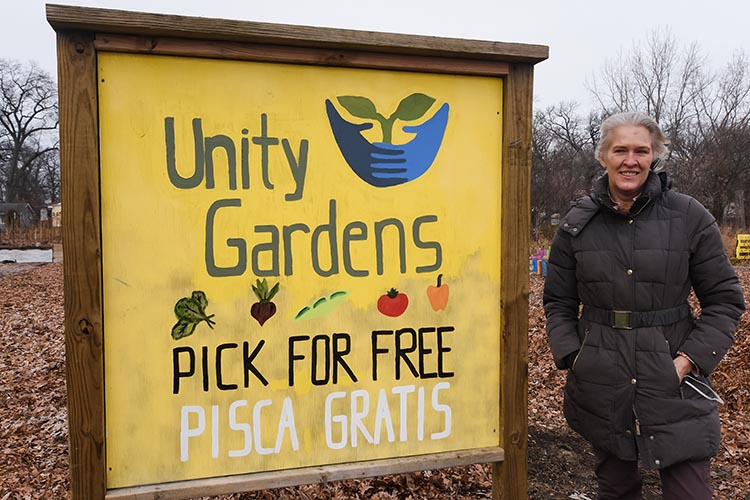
[0,223,62,247]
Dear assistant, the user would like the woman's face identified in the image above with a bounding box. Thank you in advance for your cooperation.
[599,125,654,203]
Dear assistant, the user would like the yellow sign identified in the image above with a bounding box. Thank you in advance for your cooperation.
[737,234,750,259]
[99,52,503,487]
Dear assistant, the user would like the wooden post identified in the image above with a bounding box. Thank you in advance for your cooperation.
[57,31,107,499]
[494,62,534,500]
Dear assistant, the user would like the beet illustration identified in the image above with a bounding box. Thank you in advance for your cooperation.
[250,278,279,326]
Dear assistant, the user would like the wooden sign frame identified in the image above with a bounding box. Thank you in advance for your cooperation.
[47,4,547,499]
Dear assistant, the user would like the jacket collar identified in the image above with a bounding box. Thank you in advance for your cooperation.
[558,171,671,237]
[593,170,667,216]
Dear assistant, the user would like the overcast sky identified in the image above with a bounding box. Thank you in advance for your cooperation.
[2,0,749,111]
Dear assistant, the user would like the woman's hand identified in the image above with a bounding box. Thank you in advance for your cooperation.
[673,355,693,382]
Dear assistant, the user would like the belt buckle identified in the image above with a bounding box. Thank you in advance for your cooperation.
[613,310,632,330]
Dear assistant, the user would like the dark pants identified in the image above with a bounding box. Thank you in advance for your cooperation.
[594,448,712,500]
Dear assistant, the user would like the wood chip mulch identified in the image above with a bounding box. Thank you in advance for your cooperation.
[1,262,749,499]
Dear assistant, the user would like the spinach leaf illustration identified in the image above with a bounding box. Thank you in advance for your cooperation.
[171,290,215,340]
[171,319,198,341]
[192,290,208,311]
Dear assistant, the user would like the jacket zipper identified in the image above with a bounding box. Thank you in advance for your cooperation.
[571,328,590,372]
[633,407,641,436]
[626,193,653,218]
[605,194,654,441]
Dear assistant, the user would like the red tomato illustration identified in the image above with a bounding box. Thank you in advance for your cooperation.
[377,288,409,317]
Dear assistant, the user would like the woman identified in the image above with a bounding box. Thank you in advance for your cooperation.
[543,111,745,499]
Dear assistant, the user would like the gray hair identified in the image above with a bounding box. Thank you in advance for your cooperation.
[595,111,669,165]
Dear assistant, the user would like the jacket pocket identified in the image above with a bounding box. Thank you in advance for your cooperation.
[660,351,682,394]
[570,325,619,385]
[682,373,723,405]
[659,335,682,392]
[668,360,682,391]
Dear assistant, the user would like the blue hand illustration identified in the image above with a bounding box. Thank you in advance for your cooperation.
[371,102,450,184]
[326,99,450,187]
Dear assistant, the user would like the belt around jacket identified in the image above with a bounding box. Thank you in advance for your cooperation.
[581,303,693,330]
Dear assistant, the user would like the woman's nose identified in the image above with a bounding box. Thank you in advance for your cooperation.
[623,153,639,166]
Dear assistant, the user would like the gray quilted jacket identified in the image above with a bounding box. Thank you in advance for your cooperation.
[544,171,745,468]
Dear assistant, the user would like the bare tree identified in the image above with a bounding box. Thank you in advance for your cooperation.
[531,102,600,235]
[0,59,59,205]
[587,28,703,153]
[677,51,750,224]
[39,149,61,204]
[581,31,750,226]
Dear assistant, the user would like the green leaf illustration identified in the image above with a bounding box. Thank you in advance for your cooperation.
[171,319,198,340]
[191,290,208,311]
[337,96,381,120]
[267,282,280,301]
[170,290,215,341]
[174,297,205,323]
[252,278,280,303]
[392,93,436,121]
[335,93,438,144]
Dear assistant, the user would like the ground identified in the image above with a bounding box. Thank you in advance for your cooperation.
[1,262,748,499]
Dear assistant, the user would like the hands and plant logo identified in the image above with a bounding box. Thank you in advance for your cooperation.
[325,93,449,187]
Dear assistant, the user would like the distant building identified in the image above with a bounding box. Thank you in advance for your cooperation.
[51,203,62,228]
[0,203,36,231]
